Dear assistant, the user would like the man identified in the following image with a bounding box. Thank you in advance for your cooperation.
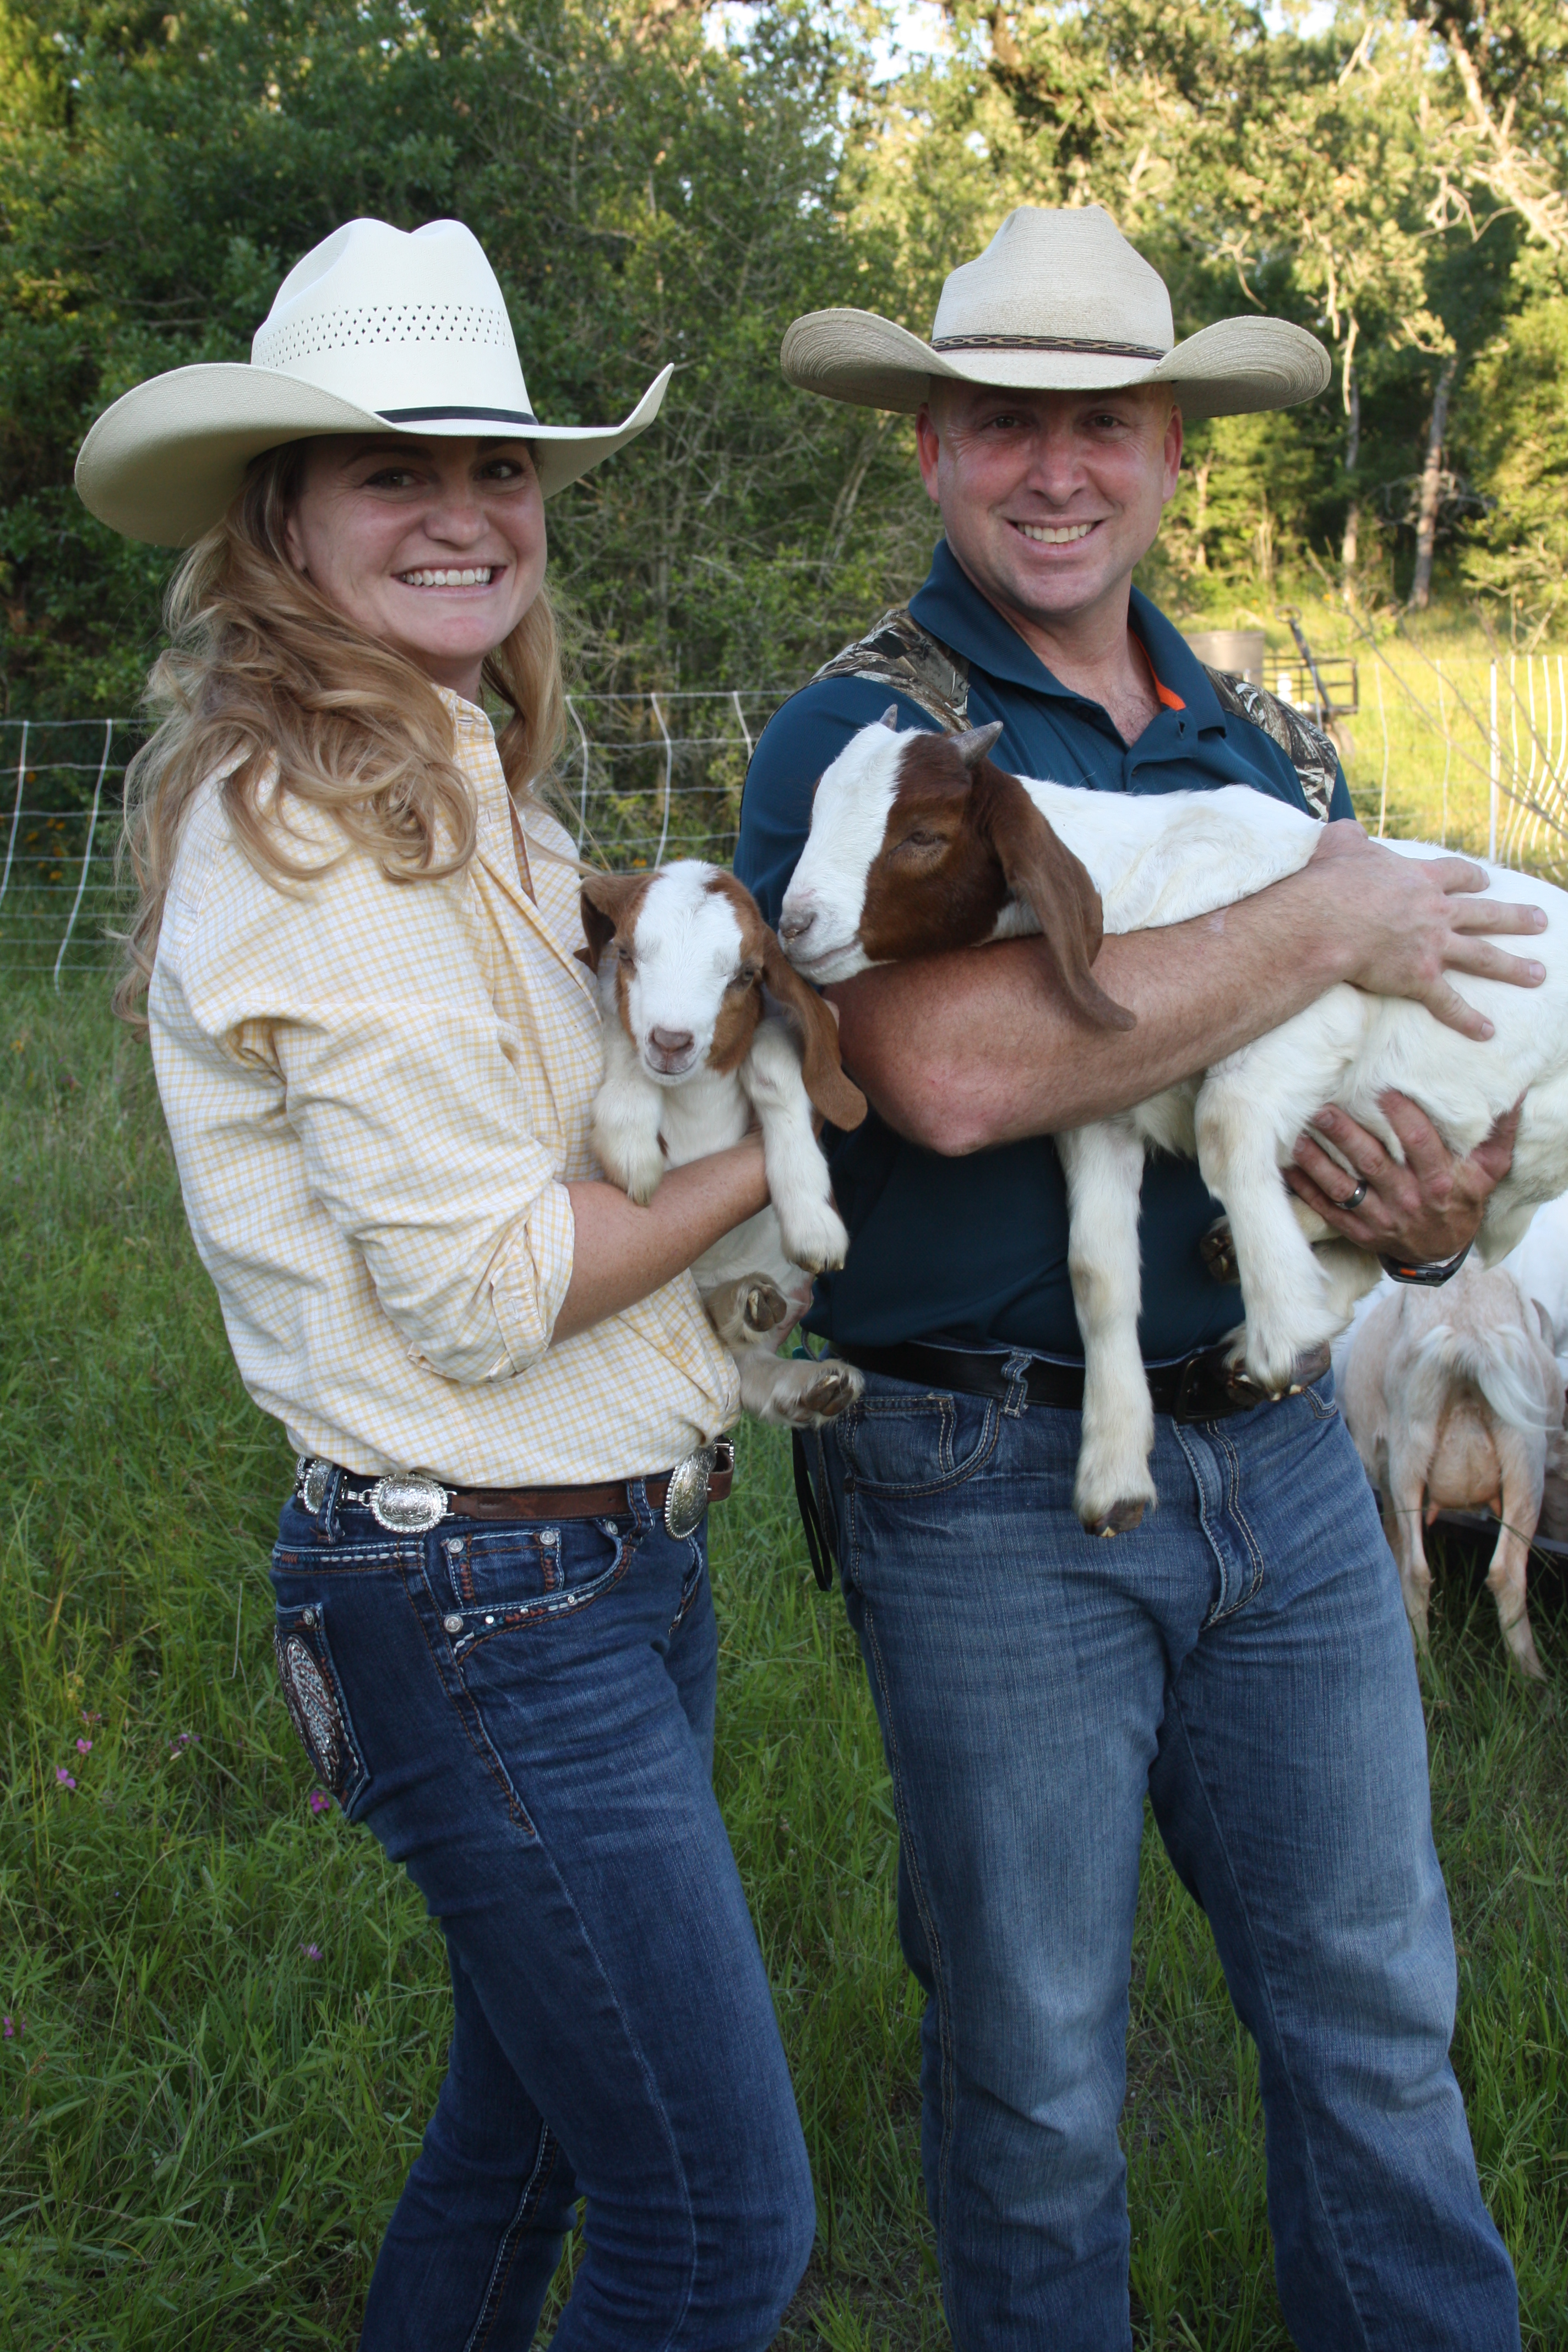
[736,206,1536,2349]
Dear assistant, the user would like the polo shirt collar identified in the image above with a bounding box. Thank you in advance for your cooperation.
[908,537,1226,734]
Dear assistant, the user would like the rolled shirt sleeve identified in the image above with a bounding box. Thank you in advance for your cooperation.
[184,806,578,1385]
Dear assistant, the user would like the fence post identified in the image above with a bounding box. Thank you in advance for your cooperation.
[1435,659,1450,846]
[0,721,26,906]
[1375,660,1389,839]
[1489,661,1499,861]
[650,692,673,867]
[53,720,113,990]
[567,696,591,842]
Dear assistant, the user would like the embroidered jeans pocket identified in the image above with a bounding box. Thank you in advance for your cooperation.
[274,1602,371,1817]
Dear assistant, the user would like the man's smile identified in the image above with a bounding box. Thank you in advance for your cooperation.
[1009,520,1099,546]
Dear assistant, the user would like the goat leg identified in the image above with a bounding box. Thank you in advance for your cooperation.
[743,1019,850,1273]
[1490,1429,1548,1680]
[590,1026,668,1203]
[734,1348,863,1428]
[704,1274,793,1348]
[1059,1118,1158,1535]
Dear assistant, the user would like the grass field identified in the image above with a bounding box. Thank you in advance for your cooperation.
[1174,601,1568,875]
[2,974,1566,2349]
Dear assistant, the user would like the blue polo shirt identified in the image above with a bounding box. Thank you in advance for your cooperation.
[735,538,1354,1363]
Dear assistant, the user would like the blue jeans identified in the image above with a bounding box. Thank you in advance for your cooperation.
[269,1472,814,2351]
[813,1365,1519,2351]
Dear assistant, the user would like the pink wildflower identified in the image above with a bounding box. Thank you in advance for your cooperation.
[75,1738,92,1756]
[2,2016,18,2039]
[301,1943,323,1962]
[308,1790,331,1816]
[55,1768,77,1791]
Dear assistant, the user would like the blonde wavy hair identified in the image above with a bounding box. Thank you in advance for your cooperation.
[115,440,565,1027]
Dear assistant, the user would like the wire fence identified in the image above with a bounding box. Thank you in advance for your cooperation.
[0,692,786,981]
[4,645,1568,984]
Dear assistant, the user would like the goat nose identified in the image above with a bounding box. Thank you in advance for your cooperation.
[649,1026,695,1056]
[778,907,814,943]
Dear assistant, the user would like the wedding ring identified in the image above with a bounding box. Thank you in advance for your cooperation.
[1342,1178,1369,1211]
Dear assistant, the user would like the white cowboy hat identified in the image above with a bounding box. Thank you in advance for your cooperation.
[75,216,673,546]
[782,205,1329,420]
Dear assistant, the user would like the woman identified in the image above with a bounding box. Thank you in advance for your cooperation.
[77,216,815,2349]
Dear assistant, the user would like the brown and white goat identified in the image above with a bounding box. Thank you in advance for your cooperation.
[1340,1265,1559,1677]
[780,714,1568,1536]
[579,859,867,1429]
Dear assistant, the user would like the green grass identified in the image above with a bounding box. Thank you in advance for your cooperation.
[2,978,1565,2349]
[1168,597,1568,877]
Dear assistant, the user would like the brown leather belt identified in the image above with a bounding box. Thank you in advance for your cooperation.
[445,1458,735,1522]
[294,1441,734,1537]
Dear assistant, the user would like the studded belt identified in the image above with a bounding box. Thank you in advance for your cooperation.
[293,1439,736,1543]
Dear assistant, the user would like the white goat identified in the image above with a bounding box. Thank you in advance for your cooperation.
[778,714,1568,1533]
[579,860,866,1429]
[1340,1265,1560,1676]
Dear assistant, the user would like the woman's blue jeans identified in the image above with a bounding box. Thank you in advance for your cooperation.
[269,1471,815,2351]
[813,1363,1520,2351]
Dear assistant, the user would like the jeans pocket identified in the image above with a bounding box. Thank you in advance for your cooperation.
[840,1381,998,1496]
[273,1600,371,1818]
[439,1517,640,1658]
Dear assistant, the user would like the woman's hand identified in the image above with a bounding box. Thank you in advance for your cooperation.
[1285,1091,1521,1265]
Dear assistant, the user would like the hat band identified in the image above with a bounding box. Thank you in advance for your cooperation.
[930,334,1167,360]
[378,404,540,427]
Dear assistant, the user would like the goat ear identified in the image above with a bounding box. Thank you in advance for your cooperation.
[761,931,869,1131]
[951,720,1004,770]
[970,763,1136,1032]
[880,704,900,730]
[578,870,643,972]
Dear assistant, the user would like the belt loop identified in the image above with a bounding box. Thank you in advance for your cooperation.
[625,1477,657,1537]
[1000,1349,1034,1419]
[316,1464,345,1544]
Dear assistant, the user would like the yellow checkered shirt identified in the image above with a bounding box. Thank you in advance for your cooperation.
[149,688,740,1485]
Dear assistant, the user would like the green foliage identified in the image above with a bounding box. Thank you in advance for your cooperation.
[1,976,1566,2345]
[2,0,1567,704]
[0,0,933,716]
[1459,269,1568,636]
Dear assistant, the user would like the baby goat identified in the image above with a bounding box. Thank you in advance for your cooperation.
[779,714,1568,1533]
[1340,1264,1559,1678]
[580,859,866,1429]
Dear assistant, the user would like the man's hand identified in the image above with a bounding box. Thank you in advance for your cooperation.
[1285,1091,1521,1265]
[1309,823,1545,1041]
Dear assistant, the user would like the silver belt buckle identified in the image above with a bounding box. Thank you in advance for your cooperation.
[663,1444,717,1540]
[367,1473,449,1533]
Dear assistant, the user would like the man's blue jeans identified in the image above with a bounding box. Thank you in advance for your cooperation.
[813,1363,1520,2350]
[269,1473,815,2350]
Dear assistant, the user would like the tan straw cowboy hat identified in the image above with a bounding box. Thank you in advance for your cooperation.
[782,205,1330,420]
[76,216,672,546]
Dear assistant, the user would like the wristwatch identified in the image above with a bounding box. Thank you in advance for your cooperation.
[1379,1240,1473,1286]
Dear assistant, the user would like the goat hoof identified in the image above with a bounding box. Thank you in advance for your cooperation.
[1084,1498,1147,1538]
[1200,1218,1239,1285]
[741,1281,790,1335]
[796,1363,863,1425]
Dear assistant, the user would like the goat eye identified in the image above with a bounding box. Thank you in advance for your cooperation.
[731,963,760,988]
[901,829,945,851]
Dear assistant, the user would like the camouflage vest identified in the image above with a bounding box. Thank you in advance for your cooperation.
[810,605,1338,825]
